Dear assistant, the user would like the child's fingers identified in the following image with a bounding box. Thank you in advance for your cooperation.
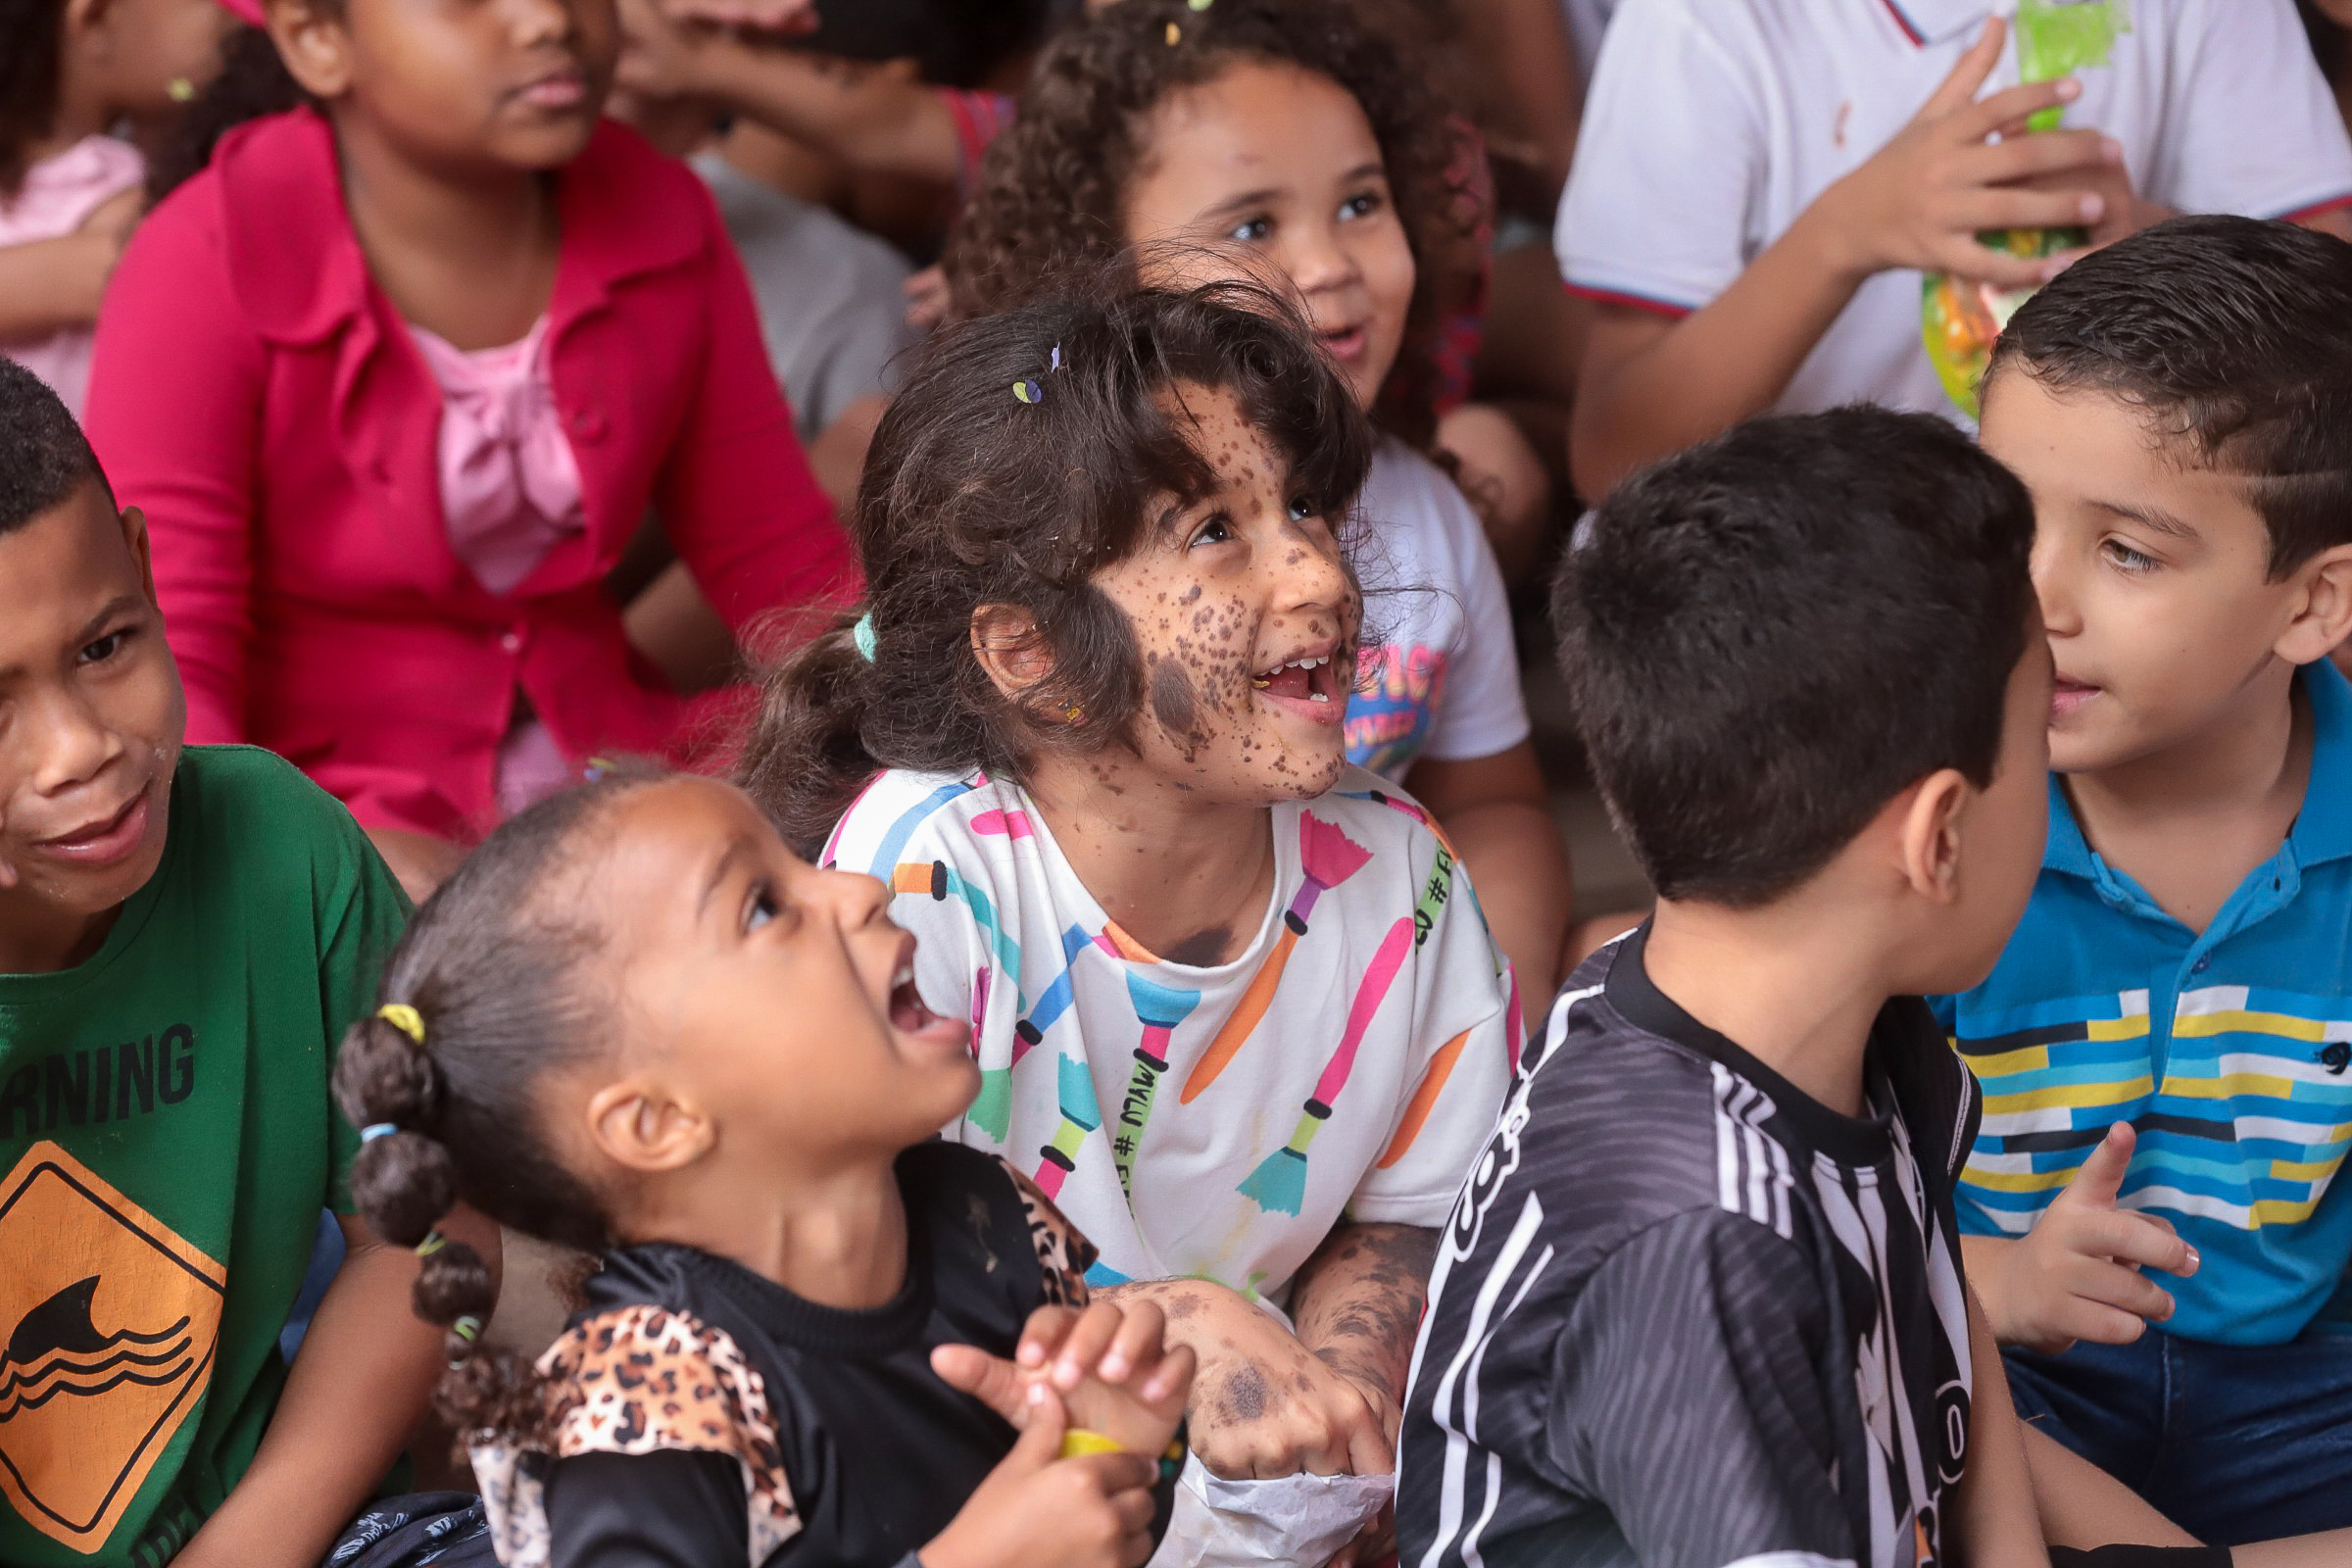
[2094,1212,2199,1279]
[1958,127,2117,191]
[1952,74,2082,143]
[1018,1303,1081,1369]
[1947,186,2109,237]
[930,1343,1033,1425]
[1142,1342,1198,1408]
[1004,1383,1069,1473]
[1068,1451,1157,1496]
[2058,1122,2139,1211]
[1054,1300,1129,1391]
[1100,1298,1166,1383]
[2066,1254,2177,1325]
[1915,16,2008,122]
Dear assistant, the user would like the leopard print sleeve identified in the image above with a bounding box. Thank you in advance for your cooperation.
[472,1306,801,1568]
[998,1158,1099,1307]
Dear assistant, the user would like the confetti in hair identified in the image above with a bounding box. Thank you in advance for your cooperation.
[1188,0,1213,9]
[1014,379,1045,404]
[1165,21,1180,42]
[1051,342,1063,372]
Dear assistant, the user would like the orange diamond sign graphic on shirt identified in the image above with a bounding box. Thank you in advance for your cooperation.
[0,1142,223,1553]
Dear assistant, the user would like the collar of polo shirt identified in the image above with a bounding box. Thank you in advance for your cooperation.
[1874,0,2004,47]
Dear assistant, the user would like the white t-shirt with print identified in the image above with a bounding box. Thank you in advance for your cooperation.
[822,765,1520,1304]
[1556,0,2352,419]
[1347,439,1531,780]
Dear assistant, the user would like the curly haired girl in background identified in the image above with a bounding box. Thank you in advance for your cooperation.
[944,0,1575,1020]
[0,0,227,414]
[83,0,855,902]
[336,767,1192,1568]
[739,280,1516,1567]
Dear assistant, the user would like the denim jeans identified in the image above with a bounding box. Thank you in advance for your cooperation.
[2004,1330,2352,1544]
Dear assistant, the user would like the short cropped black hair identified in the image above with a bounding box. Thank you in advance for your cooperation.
[0,358,107,537]
[1554,406,2036,908]
[1986,215,2352,578]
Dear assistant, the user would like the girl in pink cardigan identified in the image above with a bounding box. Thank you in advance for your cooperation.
[85,0,857,897]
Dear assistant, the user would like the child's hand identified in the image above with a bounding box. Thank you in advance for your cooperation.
[920,1387,1160,1568]
[931,1299,1194,1458]
[1983,1122,2198,1354]
[1810,17,2124,290]
[658,0,811,34]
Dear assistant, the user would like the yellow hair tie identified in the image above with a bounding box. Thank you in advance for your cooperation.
[1059,1429,1122,1458]
[415,1232,447,1259]
[377,1004,425,1046]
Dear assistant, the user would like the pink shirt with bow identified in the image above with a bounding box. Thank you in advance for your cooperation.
[86,110,858,839]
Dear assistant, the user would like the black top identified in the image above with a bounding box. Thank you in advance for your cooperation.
[477,1143,1100,1568]
[1396,925,1983,1568]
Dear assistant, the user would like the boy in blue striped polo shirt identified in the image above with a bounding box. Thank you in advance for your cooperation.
[1938,217,2352,1544]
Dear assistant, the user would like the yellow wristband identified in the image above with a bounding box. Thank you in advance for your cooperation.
[1058,1429,1123,1459]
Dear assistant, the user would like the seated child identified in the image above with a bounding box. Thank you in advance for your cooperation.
[1938,216,2352,1545]
[735,280,1516,1560]
[0,0,226,415]
[1398,405,2063,1566]
[85,0,856,901]
[334,768,1190,1568]
[0,358,484,1567]
[947,0,1575,1010]
[1559,0,2352,496]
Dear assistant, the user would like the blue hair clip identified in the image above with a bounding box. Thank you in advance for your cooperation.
[361,1123,398,1143]
[852,612,879,663]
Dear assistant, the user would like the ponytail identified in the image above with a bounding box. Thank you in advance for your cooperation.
[331,770,659,1444]
[145,25,304,205]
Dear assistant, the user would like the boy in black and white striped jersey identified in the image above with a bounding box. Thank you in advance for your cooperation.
[1396,407,2240,1568]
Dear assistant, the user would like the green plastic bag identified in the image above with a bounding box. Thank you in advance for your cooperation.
[1921,0,2130,416]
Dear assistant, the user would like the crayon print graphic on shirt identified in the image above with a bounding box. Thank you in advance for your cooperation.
[827,764,1518,1301]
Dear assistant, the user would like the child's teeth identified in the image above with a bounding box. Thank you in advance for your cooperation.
[1309,692,1329,703]
[1252,677,1270,689]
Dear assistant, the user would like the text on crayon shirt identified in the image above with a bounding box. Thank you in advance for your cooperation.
[821,765,1519,1303]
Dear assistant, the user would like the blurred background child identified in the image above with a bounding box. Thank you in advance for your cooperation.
[83,0,855,904]
[0,0,229,414]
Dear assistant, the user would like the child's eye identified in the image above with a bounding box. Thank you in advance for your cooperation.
[744,881,780,932]
[77,628,131,665]
[2100,539,2160,574]
[1191,514,1237,547]
[1339,192,1383,221]
[1227,216,1273,243]
[1289,496,1321,522]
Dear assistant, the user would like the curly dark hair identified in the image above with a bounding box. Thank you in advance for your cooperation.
[334,768,662,1446]
[943,0,1481,456]
[0,0,67,197]
[735,272,1374,856]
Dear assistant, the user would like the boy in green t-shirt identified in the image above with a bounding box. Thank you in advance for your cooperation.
[0,361,494,1568]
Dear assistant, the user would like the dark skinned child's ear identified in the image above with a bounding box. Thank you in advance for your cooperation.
[969,604,1054,704]
[119,506,158,606]
[585,1080,715,1175]
[270,0,356,99]
[1895,768,1971,906]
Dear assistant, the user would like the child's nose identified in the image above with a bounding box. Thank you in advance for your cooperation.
[2030,538,2081,636]
[1284,225,1359,294]
[813,867,895,928]
[29,690,122,797]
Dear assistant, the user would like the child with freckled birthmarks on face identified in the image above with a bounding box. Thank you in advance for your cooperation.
[735,278,1519,1568]
[945,0,1576,1030]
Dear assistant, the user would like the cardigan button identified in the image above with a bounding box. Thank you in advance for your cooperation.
[500,631,522,654]
[569,409,609,442]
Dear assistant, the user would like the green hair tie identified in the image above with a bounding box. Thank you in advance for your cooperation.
[415,1232,447,1259]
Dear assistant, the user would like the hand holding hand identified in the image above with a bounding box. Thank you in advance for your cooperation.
[1984,1122,2198,1354]
[919,1388,1159,1568]
[932,1298,1194,1458]
[1813,17,2125,289]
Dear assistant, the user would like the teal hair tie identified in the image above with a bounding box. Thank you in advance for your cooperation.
[361,1123,397,1143]
[852,613,878,663]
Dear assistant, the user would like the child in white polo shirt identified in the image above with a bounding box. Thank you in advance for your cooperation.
[1557,0,2352,497]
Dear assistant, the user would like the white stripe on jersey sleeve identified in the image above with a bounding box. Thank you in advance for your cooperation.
[1722,1555,1857,1568]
